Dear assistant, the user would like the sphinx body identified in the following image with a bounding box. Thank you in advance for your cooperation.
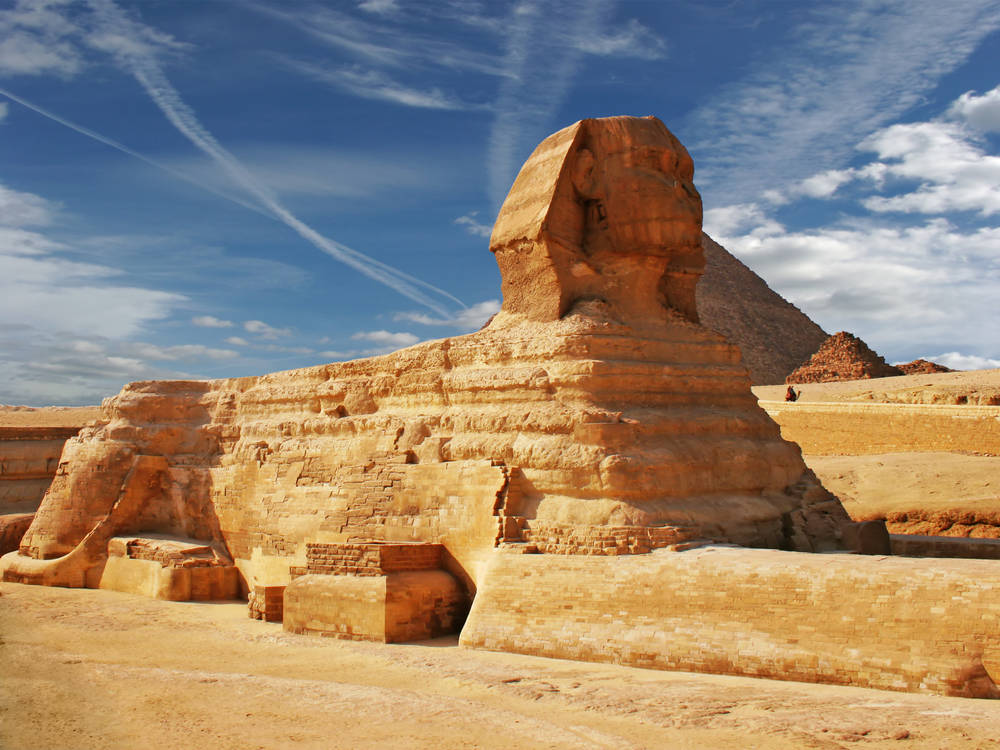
[3,116,846,595]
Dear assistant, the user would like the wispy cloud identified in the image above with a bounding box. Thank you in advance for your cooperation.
[0,101,8,121]
[192,315,233,328]
[687,0,1000,205]
[83,0,464,317]
[704,86,1000,365]
[486,0,615,210]
[573,18,666,60]
[0,181,198,404]
[0,0,83,77]
[350,329,419,347]
[0,182,56,226]
[244,320,292,340]
[252,3,508,77]
[357,0,399,15]
[123,342,239,361]
[278,57,482,110]
[453,211,493,238]
[395,299,500,330]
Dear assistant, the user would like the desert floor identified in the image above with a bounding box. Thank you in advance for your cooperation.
[2,582,1000,750]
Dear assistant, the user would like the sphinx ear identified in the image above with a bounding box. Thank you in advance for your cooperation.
[571,148,598,198]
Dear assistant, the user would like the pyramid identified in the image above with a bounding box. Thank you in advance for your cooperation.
[697,234,828,385]
[897,359,954,375]
[786,331,903,384]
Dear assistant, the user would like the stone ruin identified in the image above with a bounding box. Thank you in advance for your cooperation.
[3,116,1000,698]
[787,331,903,383]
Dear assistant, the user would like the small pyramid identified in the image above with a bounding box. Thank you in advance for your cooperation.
[786,331,903,384]
[897,359,954,375]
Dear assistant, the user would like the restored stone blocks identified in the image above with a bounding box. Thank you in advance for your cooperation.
[98,536,240,601]
[461,546,1000,698]
[249,585,286,621]
[283,541,468,642]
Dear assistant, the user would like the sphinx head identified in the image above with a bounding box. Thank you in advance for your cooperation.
[490,116,704,326]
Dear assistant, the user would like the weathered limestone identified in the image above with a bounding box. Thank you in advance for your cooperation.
[460,547,1000,698]
[99,535,240,601]
[2,116,845,599]
[4,116,998,696]
[283,542,468,641]
[0,425,85,555]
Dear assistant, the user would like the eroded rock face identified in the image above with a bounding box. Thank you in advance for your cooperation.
[2,116,848,596]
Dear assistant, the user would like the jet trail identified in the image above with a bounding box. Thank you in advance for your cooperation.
[83,0,463,316]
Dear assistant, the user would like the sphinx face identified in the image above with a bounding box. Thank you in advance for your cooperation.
[582,122,703,262]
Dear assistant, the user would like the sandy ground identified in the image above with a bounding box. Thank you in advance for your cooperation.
[0,405,102,428]
[2,583,1000,750]
[752,368,1000,405]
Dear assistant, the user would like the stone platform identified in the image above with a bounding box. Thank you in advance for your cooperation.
[283,542,468,642]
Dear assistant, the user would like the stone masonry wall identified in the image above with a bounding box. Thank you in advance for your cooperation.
[461,546,1000,697]
[759,401,1000,455]
[0,427,81,513]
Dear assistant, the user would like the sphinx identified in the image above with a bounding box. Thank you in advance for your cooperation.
[3,116,844,594]
[8,118,996,697]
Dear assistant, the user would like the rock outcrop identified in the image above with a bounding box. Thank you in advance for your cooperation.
[787,331,903,384]
[697,235,828,385]
[2,116,846,596]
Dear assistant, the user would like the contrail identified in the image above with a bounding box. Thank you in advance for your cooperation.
[0,86,274,219]
[83,0,463,316]
[0,86,464,310]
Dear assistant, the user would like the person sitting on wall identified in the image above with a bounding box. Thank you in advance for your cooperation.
[785,386,798,402]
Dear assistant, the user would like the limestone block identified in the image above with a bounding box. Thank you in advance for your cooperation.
[98,536,240,601]
[461,547,1000,698]
[283,570,468,643]
[0,513,34,555]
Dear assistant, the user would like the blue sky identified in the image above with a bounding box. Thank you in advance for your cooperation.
[1,0,999,405]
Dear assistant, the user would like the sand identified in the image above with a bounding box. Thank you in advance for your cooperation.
[3,582,1000,749]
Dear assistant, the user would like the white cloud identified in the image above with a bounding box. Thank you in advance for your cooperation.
[703,203,783,239]
[573,18,666,60]
[192,315,233,328]
[350,329,420,347]
[710,214,1000,363]
[921,352,1000,371]
[0,183,56,226]
[395,299,501,330]
[454,212,493,238]
[357,0,399,16]
[122,342,238,361]
[243,320,292,339]
[859,120,1000,216]
[948,84,1000,132]
[0,101,7,121]
[224,336,249,346]
[688,1,1000,205]
[0,31,81,77]
[796,168,857,199]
